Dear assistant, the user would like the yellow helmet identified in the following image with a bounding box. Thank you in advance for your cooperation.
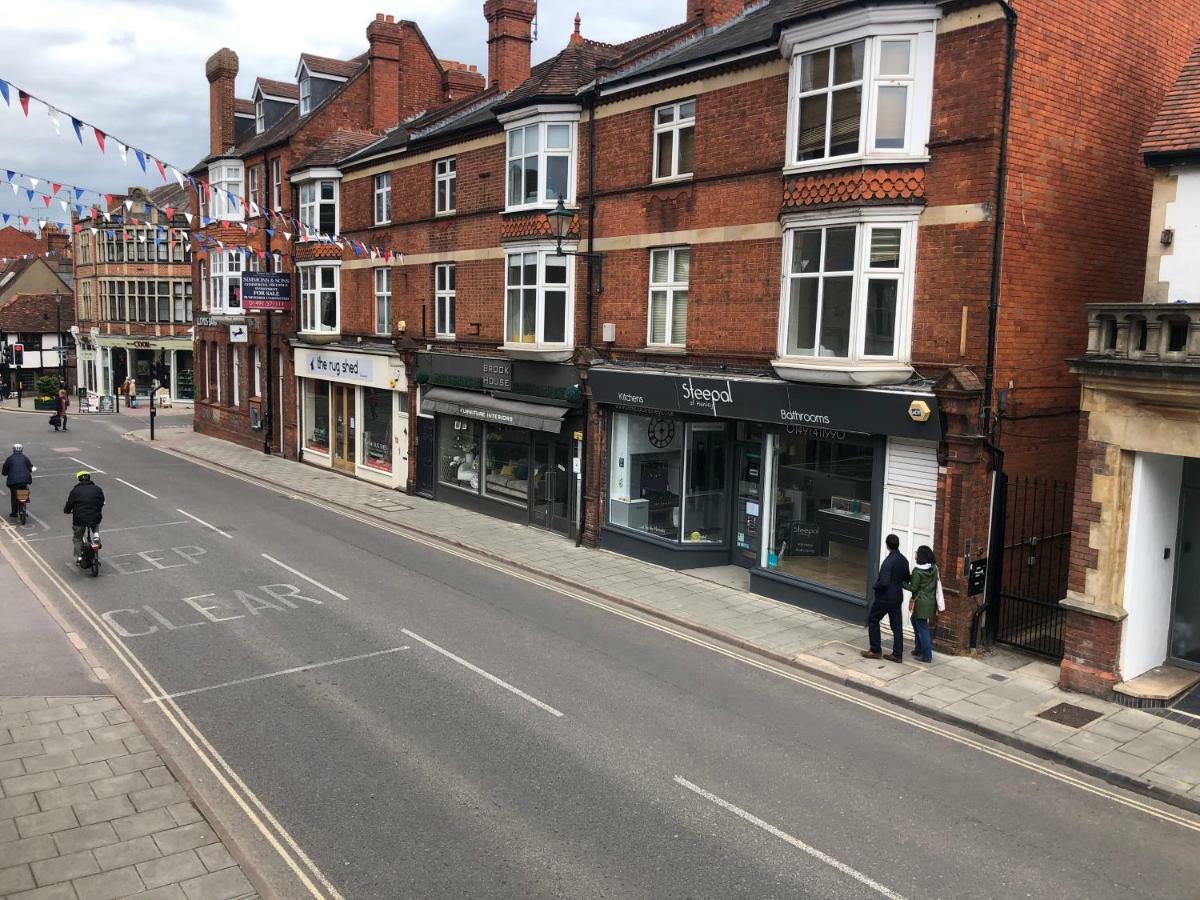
[75,471,91,481]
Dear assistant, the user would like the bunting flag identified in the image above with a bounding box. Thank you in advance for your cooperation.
[18,90,30,116]
[155,159,167,181]
[135,149,146,172]
[94,128,106,153]
[0,80,8,105]
[71,117,83,143]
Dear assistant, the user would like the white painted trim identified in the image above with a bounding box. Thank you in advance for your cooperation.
[594,46,777,99]
[496,103,582,125]
[288,167,342,182]
[778,3,942,56]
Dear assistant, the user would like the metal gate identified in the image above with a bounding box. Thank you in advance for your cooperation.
[989,474,1072,659]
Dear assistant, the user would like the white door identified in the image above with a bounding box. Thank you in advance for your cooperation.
[885,492,935,565]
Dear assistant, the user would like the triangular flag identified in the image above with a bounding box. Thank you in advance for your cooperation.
[184,213,193,225]
[118,142,128,164]
[47,107,61,134]
[95,129,106,153]
[72,117,83,143]
[4,170,12,182]
[74,187,84,201]
[164,206,175,218]
[51,182,60,196]
[25,189,34,202]
[29,177,38,189]
[0,81,9,106]
[42,196,51,208]
[58,200,67,213]
[0,214,7,225]
[135,149,146,172]
[124,199,133,212]
[20,216,28,227]
[155,159,166,181]
[18,91,30,116]
[283,232,292,242]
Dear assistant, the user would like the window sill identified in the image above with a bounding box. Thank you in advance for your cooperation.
[770,357,914,386]
[503,202,574,215]
[373,220,391,227]
[500,343,574,363]
[297,331,341,345]
[433,334,457,341]
[650,174,693,187]
[783,154,930,177]
[638,345,687,356]
[434,210,457,218]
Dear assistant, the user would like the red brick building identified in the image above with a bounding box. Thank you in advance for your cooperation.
[71,185,193,400]
[199,0,1200,662]
[192,15,483,463]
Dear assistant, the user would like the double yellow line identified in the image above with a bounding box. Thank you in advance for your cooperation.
[0,521,345,899]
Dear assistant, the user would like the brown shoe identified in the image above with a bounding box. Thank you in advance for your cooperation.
[883,653,903,663]
[861,650,882,659]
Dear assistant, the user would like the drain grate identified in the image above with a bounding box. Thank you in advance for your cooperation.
[1037,702,1103,728]
[988,673,1008,682]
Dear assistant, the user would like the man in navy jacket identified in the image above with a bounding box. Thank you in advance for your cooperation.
[3,443,33,519]
[863,534,911,662]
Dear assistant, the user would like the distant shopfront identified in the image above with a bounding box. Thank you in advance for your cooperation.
[416,353,583,537]
[590,366,942,619]
[296,345,408,489]
[96,335,194,402]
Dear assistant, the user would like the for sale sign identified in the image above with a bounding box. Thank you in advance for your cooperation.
[241,272,292,312]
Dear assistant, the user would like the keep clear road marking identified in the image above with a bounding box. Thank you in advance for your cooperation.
[117,477,158,499]
[143,646,411,703]
[18,521,190,543]
[674,776,908,900]
[177,508,232,539]
[401,627,564,718]
[261,554,348,602]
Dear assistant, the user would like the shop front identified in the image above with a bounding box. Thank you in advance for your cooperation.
[590,366,941,619]
[416,353,583,538]
[296,345,408,489]
[96,335,195,402]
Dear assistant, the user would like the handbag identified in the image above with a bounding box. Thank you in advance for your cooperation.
[935,566,946,613]
[49,414,60,427]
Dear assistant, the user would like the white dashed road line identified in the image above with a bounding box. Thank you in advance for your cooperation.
[117,477,158,499]
[177,508,233,539]
[260,553,348,602]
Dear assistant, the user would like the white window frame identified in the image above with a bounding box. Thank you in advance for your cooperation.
[435,158,456,215]
[374,267,392,336]
[253,346,262,397]
[208,250,245,314]
[255,99,264,134]
[296,173,339,239]
[299,75,311,115]
[502,246,575,350]
[501,109,578,212]
[652,100,695,183]
[207,161,244,221]
[647,246,689,347]
[299,262,340,334]
[231,346,240,407]
[435,263,455,338]
[199,261,208,311]
[776,206,920,367]
[271,159,281,211]
[782,8,938,173]
[247,165,261,212]
[373,173,391,225]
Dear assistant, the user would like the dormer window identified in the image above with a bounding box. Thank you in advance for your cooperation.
[299,76,311,115]
[295,171,339,238]
[255,99,264,134]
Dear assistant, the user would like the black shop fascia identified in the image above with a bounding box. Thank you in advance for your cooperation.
[414,352,585,538]
[589,364,942,620]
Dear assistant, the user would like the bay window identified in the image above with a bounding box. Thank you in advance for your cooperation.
[653,100,695,181]
[374,173,391,224]
[505,117,575,210]
[784,11,936,169]
[504,249,572,349]
[209,251,244,313]
[648,247,689,347]
[207,162,244,221]
[299,263,339,333]
[298,179,338,238]
[374,267,391,335]
[776,209,918,377]
[435,263,455,338]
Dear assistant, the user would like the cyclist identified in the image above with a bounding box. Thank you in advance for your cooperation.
[63,471,104,563]
[3,443,33,520]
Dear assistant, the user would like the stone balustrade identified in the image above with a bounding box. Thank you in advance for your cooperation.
[1083,302,1200,363]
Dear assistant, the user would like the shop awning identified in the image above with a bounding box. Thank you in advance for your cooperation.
[420,388,568,433]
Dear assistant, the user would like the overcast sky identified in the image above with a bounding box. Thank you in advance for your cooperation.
[0,0,681,230]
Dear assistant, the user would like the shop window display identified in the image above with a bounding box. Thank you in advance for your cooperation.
[483,424,531,504]
[439,417,481,490]
[305,381,330,453]
[769,430,874,594]
[361,387,392,473]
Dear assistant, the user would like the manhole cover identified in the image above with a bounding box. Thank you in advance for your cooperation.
[1037,703,1103,728]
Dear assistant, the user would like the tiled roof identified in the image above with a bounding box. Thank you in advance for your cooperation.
[1143,38,1200,159]
[292,130,380,171]
[255,77,300,101]
[234,98,254,116]
[498,40,623,109]
[301,53,363,80]
[0,291,76,333]
[0,226,39,260]
[148,183,191,211]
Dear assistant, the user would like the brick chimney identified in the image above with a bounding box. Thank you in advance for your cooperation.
[484,0,536,92]
[367,14,404,131]
[441,60,486,100]
[686,0,743,27]
[205,48,239,156]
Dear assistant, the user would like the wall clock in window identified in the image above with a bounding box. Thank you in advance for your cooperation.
[647,417,675,448]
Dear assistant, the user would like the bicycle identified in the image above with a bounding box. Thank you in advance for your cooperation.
[14,486,29,526]
[78,525,102,577]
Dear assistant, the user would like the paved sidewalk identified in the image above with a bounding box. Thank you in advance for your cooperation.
[140,428,1200,813]
[0,534,260,899]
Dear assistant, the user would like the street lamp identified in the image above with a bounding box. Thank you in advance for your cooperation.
[545,198,604,294]
[54,288,65,390]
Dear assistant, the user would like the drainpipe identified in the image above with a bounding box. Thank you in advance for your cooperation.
[576,85,599,547]
[981,3,1018,437]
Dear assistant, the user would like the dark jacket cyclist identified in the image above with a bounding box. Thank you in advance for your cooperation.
[64,471,104,561]
[3,443,33,519]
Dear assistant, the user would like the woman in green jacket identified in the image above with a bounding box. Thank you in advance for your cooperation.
[904,545,940,663]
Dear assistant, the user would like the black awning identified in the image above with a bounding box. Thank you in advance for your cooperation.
[420,387,568,433]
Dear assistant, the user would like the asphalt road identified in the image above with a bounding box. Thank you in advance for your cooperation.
[3,409,1199,900]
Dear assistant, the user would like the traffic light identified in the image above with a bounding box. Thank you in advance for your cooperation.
[12,344,23,367]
